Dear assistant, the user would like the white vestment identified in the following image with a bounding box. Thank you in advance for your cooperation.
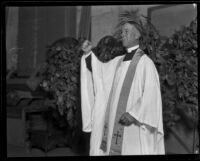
[80,52,123,155]
[81,48,165,155]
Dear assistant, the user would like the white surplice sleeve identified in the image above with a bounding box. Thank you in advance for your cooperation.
[127,55,164,140]
[80,52,95,132]
[127,55,165,154]
[80,50,113,133]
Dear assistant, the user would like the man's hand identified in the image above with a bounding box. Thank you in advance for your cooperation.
[81,40,92,55]
[119,112,140,126]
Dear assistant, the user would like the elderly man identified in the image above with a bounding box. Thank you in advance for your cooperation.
[81,17,165,155]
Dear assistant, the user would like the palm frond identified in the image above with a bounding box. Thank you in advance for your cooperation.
[116,9,145,36]
[118,9,141,25]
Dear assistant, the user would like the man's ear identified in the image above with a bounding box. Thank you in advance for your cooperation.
[135,30,141,40]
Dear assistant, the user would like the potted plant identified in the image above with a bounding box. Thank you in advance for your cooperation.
[40,37,84,148]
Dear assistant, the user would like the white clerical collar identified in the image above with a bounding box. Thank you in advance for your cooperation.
[127,45,139,53]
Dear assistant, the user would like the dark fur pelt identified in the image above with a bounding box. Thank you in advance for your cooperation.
[93,35,126,62]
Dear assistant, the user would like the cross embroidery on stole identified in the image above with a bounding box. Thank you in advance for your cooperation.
[114,131,122,144]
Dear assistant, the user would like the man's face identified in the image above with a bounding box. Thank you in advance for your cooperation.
[121,23,140,48]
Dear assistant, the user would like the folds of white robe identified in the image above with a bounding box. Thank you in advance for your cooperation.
[80,53,95,132]
[81,52,124,155]
[104,52,165,155]
[90,53,125,155]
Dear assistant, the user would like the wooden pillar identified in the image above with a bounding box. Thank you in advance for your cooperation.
[17,7,37,76]
[78,6,91,40]
[65,6,77,38]
[6,7,19,71]
[17,6,77,77]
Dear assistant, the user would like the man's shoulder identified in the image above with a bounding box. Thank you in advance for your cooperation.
[138,49,153,62]
[138,53,156,68]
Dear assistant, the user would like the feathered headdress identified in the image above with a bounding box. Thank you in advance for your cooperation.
[113,9,159,42]
[116,9,144,35]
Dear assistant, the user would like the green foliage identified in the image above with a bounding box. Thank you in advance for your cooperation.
[145,18,198,135]
[41,37,83,132]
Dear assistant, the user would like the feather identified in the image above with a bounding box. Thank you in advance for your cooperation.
[114,9,144,39]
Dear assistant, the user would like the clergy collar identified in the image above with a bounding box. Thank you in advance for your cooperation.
[123,45,139,61]
[127,45,139,53]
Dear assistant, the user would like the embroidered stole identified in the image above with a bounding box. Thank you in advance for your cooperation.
[100,49,144,155]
